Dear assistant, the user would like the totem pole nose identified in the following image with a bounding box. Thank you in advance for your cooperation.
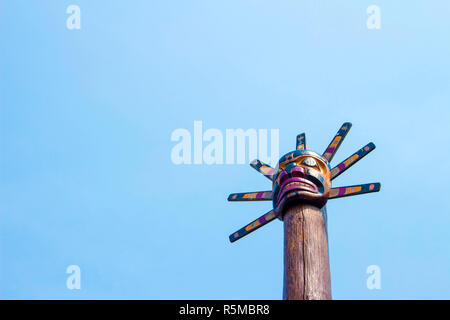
[278,163,305,185]
[286,164,306,177]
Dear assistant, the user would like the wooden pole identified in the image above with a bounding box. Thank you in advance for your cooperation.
[228,123,381,300]
[282,203,331,300]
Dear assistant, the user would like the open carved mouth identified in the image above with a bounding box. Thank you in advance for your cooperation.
[276,177,319,205]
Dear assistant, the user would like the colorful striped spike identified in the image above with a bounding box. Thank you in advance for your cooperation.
[229,210,279,242]
[330,142,376,180]
[228,191,273,201]
[322,122,352,162]
[296,133,306,150]
[329,183,381,199]
[250,159,276,181]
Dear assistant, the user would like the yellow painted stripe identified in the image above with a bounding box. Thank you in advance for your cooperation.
[243,193,256,199]
[245,220,260,231]
[330,136,341,148]
[344,154,359,166]
[330,189,339,197]
[345,186,362,194]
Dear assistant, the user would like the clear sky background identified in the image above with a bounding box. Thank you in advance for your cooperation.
[1,1,449,299]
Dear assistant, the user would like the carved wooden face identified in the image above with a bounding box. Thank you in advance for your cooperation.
[227,123,381,243]
[272,150,331,211]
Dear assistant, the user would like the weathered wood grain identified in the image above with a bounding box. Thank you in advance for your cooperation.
[283,203,332,300]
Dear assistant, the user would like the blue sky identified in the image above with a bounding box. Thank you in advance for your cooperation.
[1,1,449,299]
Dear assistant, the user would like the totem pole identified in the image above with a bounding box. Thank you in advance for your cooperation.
[228,123,381,300]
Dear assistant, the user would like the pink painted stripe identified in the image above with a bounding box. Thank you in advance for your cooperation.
[338,188,346,196]
[256,192,263,199]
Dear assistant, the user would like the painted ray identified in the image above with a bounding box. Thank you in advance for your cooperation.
[229,210,279,242]
[250,159,276,181]
[331,142,376,180]
[296,133,306,151]
[322,122,352,162]
[329,183,381,199]
[228,191,273,201]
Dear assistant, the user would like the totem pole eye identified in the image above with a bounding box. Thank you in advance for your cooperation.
[302,157,317,167]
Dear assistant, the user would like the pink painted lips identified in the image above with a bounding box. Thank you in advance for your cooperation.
[276,177,319,205]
